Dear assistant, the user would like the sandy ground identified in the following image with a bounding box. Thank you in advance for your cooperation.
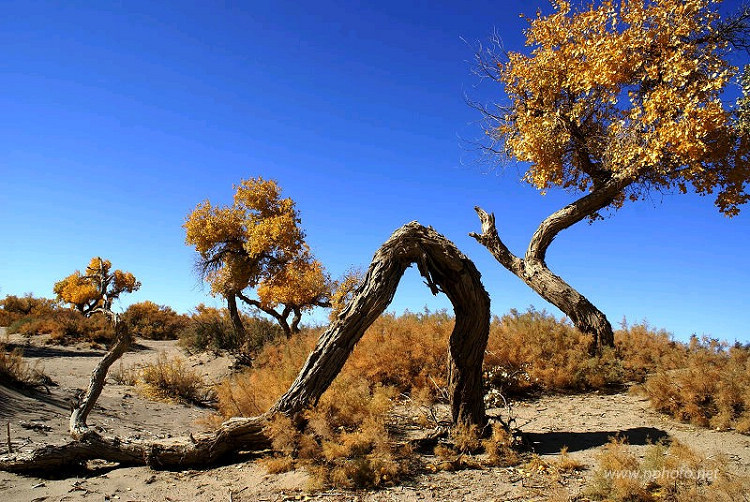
[1,328,749,502]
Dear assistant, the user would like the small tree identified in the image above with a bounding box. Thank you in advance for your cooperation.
[184,177,332,338]
[54,257,140,315]
[470,0,750,351]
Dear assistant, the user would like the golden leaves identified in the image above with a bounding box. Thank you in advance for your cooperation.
[495,0,747,214]
[54,257,140,313]
[184,177,331,311]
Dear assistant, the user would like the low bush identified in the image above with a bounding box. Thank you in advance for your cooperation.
[0,338,51,389]
[484,309,624,396]
[584,437,748,501]
[642,337,750,433]
[122,301,189,340]
[10,309,115,345]
[179,304,283,360]
[0,294,57,327]
[137,353,216,406]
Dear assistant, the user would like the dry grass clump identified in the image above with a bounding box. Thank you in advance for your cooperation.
[430,421,522,472]
[0,338,52,390]
[136,354,216,406]
[584,438,748,501]
[642,337,750,433]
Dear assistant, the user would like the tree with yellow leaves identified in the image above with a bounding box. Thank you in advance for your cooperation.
[184,177,332,338]
[54,257,140,315]
[470,0,750,351]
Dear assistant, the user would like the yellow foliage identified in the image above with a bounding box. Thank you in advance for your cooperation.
[494,0,749,215]
[53,257,140,314]
[184,177,332,330]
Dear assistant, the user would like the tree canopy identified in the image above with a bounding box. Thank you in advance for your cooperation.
[184,177,332,336]
[53,257,140,315]
[484,0,749,215]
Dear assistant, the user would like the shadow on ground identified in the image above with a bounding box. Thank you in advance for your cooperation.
[5,344,104,359]
[524,427,669,454]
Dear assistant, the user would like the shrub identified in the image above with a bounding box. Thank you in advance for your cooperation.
[584,438,748,501]
[10,309,115,345]
[484,309,624,396]
[615,321,689,382]
[262,376,411,490]
[122,301,188,340]
[138,353,216,406]
[642,337,750,432]
[0,294,57,327]
[179,304,283,359]
[0,338,51,389]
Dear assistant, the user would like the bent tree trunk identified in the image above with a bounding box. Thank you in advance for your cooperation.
[0,222,490,473]
[274,222,491,427]
[470,175,635,351]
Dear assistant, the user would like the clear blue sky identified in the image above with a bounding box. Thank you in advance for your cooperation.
[1,0,748,343]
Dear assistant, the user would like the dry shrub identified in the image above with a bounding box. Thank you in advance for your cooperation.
[110,361,138,386]
[483,422,521,466]
[0,294,57,327]
[216,328,319,417]
[138,354,216,406]
[484,309,624,396]
[262,376,412,490]
[11,309,115,345]
[643,337,750,432]
[615,321,689,382]
[122,301,188,340]
[179,304,283,359]
[585,438,748,501]
[0,339,46,388]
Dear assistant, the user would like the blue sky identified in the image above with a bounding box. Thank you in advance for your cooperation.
[1,0,749,343]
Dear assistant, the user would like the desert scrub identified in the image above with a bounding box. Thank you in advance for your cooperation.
[122,301,188,340]
[584,437,748,501]
[262,375,413,490]
[484,309,625,396]
[179,304,283,360]
[0,294,57,327]
[642,337,750,433]
[0,338,51,389]
[10,309,115,346]
[137,353,216,406]
[614,321,689,382]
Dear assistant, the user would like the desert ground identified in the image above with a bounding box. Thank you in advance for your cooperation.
[1,327,748,502]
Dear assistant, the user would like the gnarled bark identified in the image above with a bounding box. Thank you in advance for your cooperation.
[274,222,491,426]
[1,222,490,473]
[470,175,633,351]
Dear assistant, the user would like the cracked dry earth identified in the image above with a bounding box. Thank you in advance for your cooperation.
[1,331,749,502]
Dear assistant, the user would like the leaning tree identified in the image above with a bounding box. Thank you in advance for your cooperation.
[470,0,750,351]
[184,177,333,338]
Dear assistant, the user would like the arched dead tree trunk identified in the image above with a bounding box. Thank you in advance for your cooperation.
[0,222,490,473]
[274,222,491,426]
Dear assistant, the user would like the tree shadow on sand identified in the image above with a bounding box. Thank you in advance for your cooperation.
[523,427,669,454]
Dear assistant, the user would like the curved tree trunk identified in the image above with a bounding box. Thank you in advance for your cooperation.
[1,222,490,473]
[274,222,491,426]
[470,175,634,352]
[225,293,247,343]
